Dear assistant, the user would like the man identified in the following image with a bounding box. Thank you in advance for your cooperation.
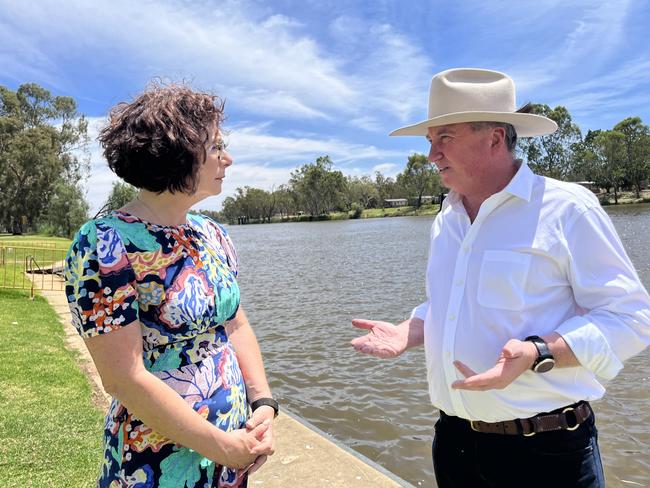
[351,68,650,487]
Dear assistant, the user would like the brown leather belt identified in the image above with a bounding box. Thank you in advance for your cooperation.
[444,401,592,436]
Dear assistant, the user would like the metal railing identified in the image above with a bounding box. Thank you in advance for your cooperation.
[0,244,68,298]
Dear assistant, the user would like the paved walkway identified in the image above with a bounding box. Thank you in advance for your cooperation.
[39,278,412,487]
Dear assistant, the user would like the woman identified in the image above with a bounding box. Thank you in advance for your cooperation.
[64,83,277,487]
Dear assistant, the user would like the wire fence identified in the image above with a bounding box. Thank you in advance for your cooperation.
[0,244,68,298]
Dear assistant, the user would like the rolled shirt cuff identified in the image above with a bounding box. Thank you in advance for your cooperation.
[555,315,624,381]
[410,302,428,321]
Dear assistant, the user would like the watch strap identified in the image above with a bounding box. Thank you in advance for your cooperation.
[250,397,279,418]
[524,335,555,373]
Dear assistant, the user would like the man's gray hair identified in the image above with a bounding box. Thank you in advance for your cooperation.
[470,122,518,152]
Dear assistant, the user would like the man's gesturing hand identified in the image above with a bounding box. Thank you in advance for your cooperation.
[350,319,409,358]
[452,339,538,391]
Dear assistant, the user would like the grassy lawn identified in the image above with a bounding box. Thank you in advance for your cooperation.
[0,235,71,289]
[0,234,72,247]
[264,204,443,224]
[361,204,441,218]
[0,266,104,485]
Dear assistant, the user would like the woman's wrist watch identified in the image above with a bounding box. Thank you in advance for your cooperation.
[250,397,279,418]
[525,335,555,373]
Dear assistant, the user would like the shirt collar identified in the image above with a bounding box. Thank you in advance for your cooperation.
[443,160,534,212]
[502,160,534,203]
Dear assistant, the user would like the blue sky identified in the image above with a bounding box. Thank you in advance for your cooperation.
[2,0,649,213]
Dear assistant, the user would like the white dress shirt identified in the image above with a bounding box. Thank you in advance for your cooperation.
[412,162,650,422]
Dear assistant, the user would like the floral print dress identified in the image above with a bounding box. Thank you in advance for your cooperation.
[65,210,248,488]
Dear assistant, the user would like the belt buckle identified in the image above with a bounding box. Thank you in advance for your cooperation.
[520,418,536,437]
[470,420,479,432]
[563,407,580,431]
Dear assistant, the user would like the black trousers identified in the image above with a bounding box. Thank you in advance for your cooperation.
[432,407,605,488]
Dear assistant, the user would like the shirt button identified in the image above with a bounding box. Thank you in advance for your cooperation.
[455,280,463,286]
[449,315,456,321]
[463,246,470,253]
[445,351,451,358]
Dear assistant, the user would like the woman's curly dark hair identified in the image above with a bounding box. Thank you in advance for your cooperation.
[98,82,225,193]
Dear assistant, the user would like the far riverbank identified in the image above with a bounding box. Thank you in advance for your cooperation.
[227,189,650,225]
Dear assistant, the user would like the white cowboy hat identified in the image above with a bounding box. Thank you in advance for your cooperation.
[390,68,557,137]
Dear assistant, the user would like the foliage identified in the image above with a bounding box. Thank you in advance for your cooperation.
[219,186,278,224]
[613,117,650,198]
[396,153,441,208]
[274,185,298,219]
[594,130,627,204]
[290,156,346,216]
[342,175,379,211]
[520,104,581,180]
[0,83,90,234]
[94,181,138,218]
[374,171,399,208]
[40,181,89,237]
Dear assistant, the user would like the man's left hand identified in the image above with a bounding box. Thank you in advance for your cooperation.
[452,339,538,391]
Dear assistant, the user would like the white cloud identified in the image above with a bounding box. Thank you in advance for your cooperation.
[329,16,434,125]
[0,0,436,133]
[0,0,357,117]
[227,87,331,120]
[372,162,398,176]
[507,1,633,96]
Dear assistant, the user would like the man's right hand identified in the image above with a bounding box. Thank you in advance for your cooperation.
[350,319,410,358]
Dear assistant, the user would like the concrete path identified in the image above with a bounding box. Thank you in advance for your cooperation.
[39,277,413,487]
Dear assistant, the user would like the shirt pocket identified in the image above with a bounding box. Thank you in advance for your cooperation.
[477,250,531,311]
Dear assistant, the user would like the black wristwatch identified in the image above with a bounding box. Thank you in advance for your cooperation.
[524,335,555,373]
[250,397,279,418]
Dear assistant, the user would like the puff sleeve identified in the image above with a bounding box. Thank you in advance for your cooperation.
[64,221,140,337]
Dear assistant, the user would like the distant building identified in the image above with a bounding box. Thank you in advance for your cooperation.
[384,198,408,207]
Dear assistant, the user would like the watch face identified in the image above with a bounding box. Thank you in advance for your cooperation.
[534,358,555,373]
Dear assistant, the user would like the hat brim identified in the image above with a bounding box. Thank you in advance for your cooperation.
[390,112,558,137]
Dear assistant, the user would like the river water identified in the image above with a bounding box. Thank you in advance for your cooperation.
[228,203,650,487]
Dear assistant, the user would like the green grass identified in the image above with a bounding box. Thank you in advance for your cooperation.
[260,204,442,224]
[0,288,104,487]
[361,204,441,218]
[0,234,71,248]
[0,235,71,289]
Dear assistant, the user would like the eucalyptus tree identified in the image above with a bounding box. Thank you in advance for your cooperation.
[594,130,627,204]
[396,153,440,208]
[613,117,649,198]
[0,83,89,233]
[374,171,398,208]
[289,156,346,216]
[343,175,379,211]
[520,104,581,180]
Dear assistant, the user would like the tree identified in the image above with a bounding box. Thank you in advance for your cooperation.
[41,181,89,237]
[396,153,440,208]
[274,184,298,220]
[220,196,241,224]
[613,117,649,198]
[520,105,581,180]
[343,175,379,211]
[245,187,275,223]
[0,83,89,234]
[374,171,398,208]
[594,130,627,204]
[95,181,138,218]
[289,156,346,216]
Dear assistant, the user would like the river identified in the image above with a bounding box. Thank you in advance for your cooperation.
[228,203,650,487]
